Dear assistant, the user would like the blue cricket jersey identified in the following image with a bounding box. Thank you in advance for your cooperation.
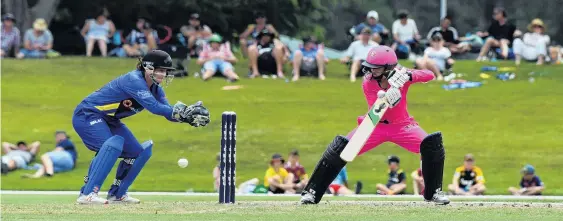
[74,70,176,121]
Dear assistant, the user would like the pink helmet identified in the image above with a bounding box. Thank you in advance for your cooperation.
[362,46,398,70]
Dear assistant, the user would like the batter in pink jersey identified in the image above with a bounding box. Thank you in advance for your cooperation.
[348,67,435,155]
[300,46,449,206]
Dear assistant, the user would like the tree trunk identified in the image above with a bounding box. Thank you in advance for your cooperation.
[3,0,60,32]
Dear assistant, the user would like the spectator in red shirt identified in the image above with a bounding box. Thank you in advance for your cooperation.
[284,150,309,193]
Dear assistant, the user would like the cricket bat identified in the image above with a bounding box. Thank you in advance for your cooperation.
[340,93,389,162]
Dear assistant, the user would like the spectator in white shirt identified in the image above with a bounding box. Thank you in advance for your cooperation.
[80,11,116,57]
[391,10,421,58]
[415,34,452,81]
[513,19,550,66]
[340,28,378,82]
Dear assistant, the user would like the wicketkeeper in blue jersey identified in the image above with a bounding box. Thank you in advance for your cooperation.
[72,50,210,204]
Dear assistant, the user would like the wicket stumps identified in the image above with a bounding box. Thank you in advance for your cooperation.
[219,111,237,204]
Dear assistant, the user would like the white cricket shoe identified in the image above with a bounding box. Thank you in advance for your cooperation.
[77,192,108,204]
[107,194,141,204]
[426,191,450,205]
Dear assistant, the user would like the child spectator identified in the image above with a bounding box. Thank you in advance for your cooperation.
[415,34,452,81]
[411,168,424,195]
[16,18,60,59]
[448,154,486,195]
[508,164,545,196]
[328,166,362,196]
[376,155,407,195]
[284,150,309,193]
[1,13,21,58]
[80,10,116,57]
[513,19,550,66]
[264,154,295,194]
[22,131,77,178]
[197,34,239,81]
[291,37,327,81]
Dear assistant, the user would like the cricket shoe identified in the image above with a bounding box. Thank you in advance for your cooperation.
[107,194,141,204]
[426,191,450,205]
[77,192,108,204]
[300,192,316,205]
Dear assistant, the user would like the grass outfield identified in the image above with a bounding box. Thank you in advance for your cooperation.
[2,194,563,221]
[1,57,563,195]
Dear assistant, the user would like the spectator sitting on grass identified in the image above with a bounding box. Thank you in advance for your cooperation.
[80,10,116,57]
[391,10,421,59]
[475,7,517,61]
[448,154,486,195]
[197,34,239,81]
[284,150,309,193]
[1,141,40,174]
[1,13,21,58]
[239,12,279,57]
[264,153,295,194]
[513,19,550,66]
[411,168,424,196]
[352,10,389,44]
[340,27,378,82]
[376,155,407,195]
[180,13,212,57]
[248,29,285,78]
[291,36,327,81]
[426,16,470,54]
[22,131,77,178]
[415,34,452,81]
[121,18,158,57]
[328,166,362,196]
[16,18,60,59]
[508,164,545,196]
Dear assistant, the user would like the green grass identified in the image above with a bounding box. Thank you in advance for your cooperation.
[1,57,563,195]
[2,194,563,221]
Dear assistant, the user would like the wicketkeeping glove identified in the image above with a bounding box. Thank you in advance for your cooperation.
[172,101,210,127]
[387,67,411,88]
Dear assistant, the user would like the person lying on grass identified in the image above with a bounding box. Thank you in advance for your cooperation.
[22,131,77,178]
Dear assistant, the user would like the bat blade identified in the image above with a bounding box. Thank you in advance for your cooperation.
[339,97,389,162]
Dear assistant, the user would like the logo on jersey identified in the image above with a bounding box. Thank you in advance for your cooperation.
[136,90,152,99]
[123,99,133,108]
[89,119,102,126]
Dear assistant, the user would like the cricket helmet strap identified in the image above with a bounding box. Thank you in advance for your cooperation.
[362,46,398,80]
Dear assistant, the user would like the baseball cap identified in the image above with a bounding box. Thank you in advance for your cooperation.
[2,13,16,22]
[190,13,200,20]
[521,164,535,174]
[431,33,443,41]
[388,155,400,164]
[367,10,379,20]
[271,153,285,164]
[464,154,475,162]
[208,34,223,43]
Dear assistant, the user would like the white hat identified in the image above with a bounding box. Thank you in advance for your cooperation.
[367,10,379,20]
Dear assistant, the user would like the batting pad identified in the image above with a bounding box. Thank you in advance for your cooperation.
[83,135,124,195]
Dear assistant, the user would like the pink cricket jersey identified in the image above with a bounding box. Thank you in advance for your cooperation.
[362,69,435,124]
